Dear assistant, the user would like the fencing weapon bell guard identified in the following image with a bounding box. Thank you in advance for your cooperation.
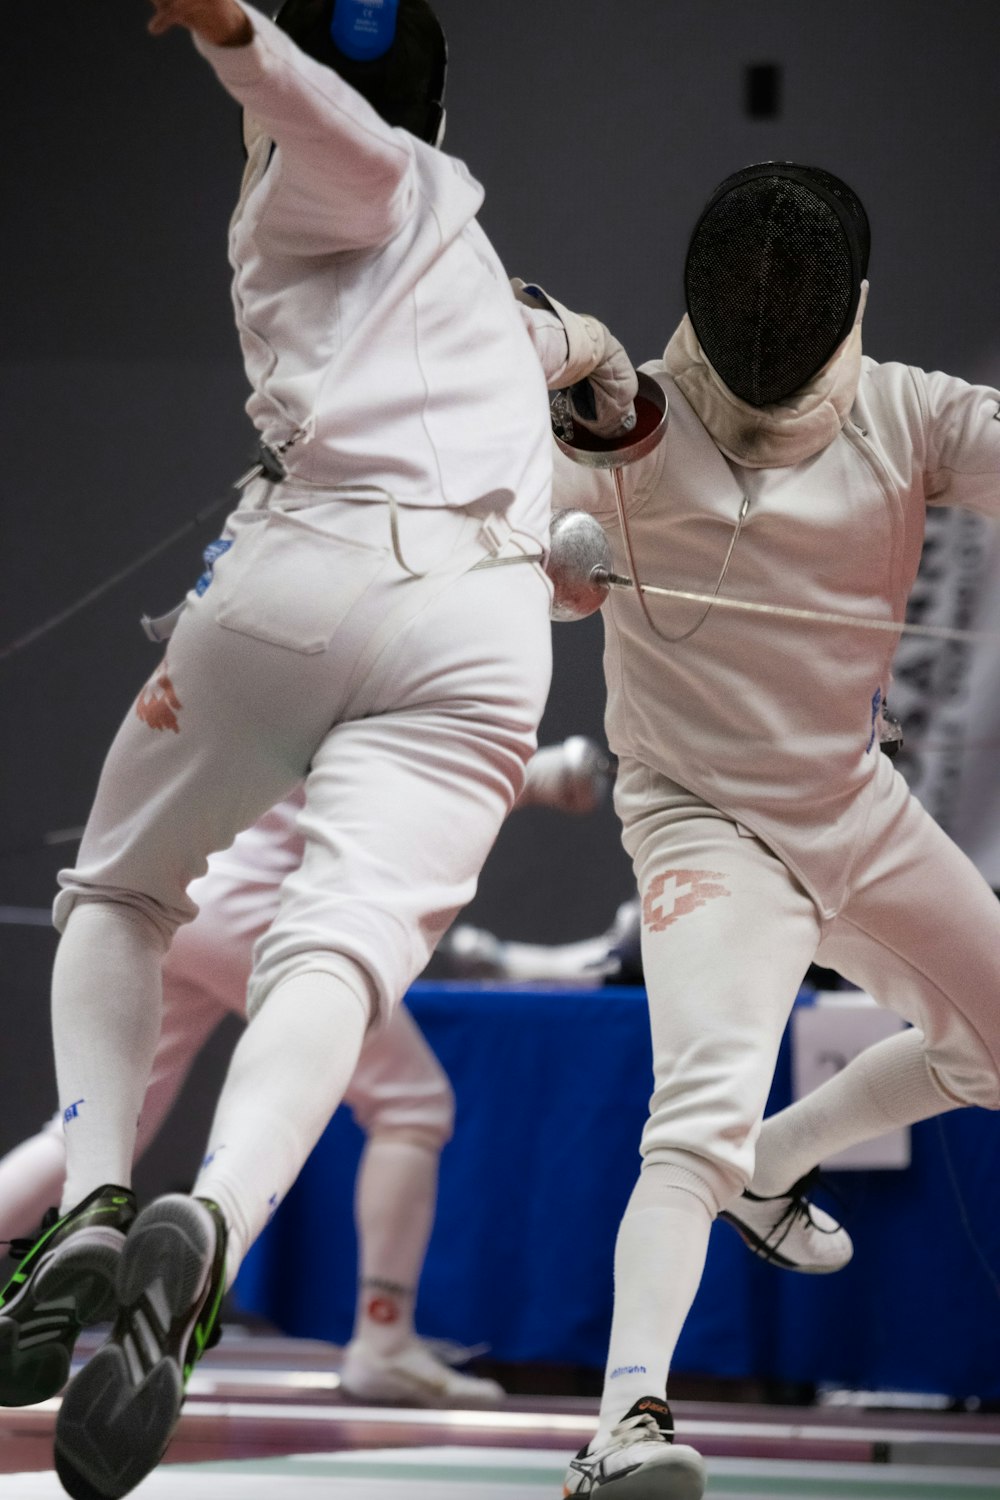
[547,511,614,622]
[551,372,668,473]
[546,372,669,620]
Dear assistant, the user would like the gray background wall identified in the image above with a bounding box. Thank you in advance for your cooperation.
[2,1,1000,1197]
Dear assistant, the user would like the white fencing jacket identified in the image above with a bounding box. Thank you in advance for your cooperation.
[555,356,1000,917]
[195,6,553,542]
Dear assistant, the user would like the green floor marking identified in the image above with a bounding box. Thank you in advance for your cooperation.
[175,1455,563,1484]
[174,1453,1000,1498]
[706,1477,998,1499]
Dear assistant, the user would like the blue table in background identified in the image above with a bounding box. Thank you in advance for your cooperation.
[234,982,1000,1399]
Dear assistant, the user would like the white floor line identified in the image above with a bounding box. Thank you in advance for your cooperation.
[170,1396,1000,1460]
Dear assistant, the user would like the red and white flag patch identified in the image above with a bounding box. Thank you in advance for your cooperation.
[642,868,731,932]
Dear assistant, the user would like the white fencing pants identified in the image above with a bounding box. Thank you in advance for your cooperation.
[149,800,457,1150]
[616,750,1000,1213]
[596,751,1000,1421]
[52,496,551,1214]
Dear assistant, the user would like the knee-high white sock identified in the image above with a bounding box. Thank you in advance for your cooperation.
[352,1135,439,1356]
[0,1126,67,1240]
[595,1164,714,1444]
[194,969,369,1287]
[52,903,167,1212]
[752,1028,959,1198]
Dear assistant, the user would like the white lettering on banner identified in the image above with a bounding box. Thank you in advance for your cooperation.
[891,507,989,832]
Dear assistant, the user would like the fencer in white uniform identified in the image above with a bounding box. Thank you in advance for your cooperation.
[548,163,1000,1499]
[0,4,635,1495]
[0,740,609,1408]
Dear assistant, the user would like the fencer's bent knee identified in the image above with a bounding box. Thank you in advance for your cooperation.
[246,950,376,1027]
[350,1072,455,1148]
[365,1121,452,1155]
[640,1054,766,1206]
[929,1052,1000,1111]
[637,1149,740,1217]
[425,1077,456,1148]
[910,1018,1000,1110]
[373,1078,455,1150]
[53,891,174,952]
[642,1137,755,1214]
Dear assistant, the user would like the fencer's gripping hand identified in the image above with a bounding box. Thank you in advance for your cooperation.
[565,327,638,439]
[146,0,252,46]
[511,280,637,438]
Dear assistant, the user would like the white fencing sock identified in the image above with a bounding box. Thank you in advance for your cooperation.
[752,1027,960,1198]
[52,903,167,1212]
[0,1126,67,1240]
[595,1163,714,1445]
[194,967,369,1287]
[352,1135,439,1356]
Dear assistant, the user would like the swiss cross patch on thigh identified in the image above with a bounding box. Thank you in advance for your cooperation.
[136,659,182,734]
[642,869,731,932]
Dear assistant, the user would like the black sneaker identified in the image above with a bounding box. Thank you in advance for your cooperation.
[0,1184,136,1407]
[563,1395,706,1497]
[54,1194,227,1500]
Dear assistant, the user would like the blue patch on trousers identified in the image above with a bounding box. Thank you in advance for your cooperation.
[195,538,233,596]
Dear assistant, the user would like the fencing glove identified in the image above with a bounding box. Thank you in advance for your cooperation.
[512,279,637,438]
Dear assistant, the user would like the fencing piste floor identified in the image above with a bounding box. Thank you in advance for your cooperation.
[1,1334,997,1498]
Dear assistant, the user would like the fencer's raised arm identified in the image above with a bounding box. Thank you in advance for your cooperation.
[512,280,639,438]
[919,368,1000,518]
[844,361,1000,521]
[190,2,417,251]
[146,0,252,45]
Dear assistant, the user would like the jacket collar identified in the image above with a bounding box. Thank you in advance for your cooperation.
[662,282,868,469]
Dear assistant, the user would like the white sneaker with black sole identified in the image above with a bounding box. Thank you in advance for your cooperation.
[720,1172,852,1273]
[564,1396,706,1498]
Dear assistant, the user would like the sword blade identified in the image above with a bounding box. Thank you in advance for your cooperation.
[600,577,995,645]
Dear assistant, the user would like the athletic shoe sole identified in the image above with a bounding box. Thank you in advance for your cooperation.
[566,1448,706,1499]
[0,1229,124,1407]
[54,1197,219,1500]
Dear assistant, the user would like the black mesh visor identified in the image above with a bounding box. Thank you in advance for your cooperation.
[685,163,870,408]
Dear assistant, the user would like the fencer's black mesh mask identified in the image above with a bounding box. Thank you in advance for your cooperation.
[685,163,871,408]
[274,0,447,145]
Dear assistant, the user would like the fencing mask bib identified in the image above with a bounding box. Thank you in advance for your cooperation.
[275,0,447,145]
[684,163,870,408]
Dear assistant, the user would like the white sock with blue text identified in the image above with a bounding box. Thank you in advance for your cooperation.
[52,902,167,1212]
[194,967,370,1287]
[595,1166,713,1446]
